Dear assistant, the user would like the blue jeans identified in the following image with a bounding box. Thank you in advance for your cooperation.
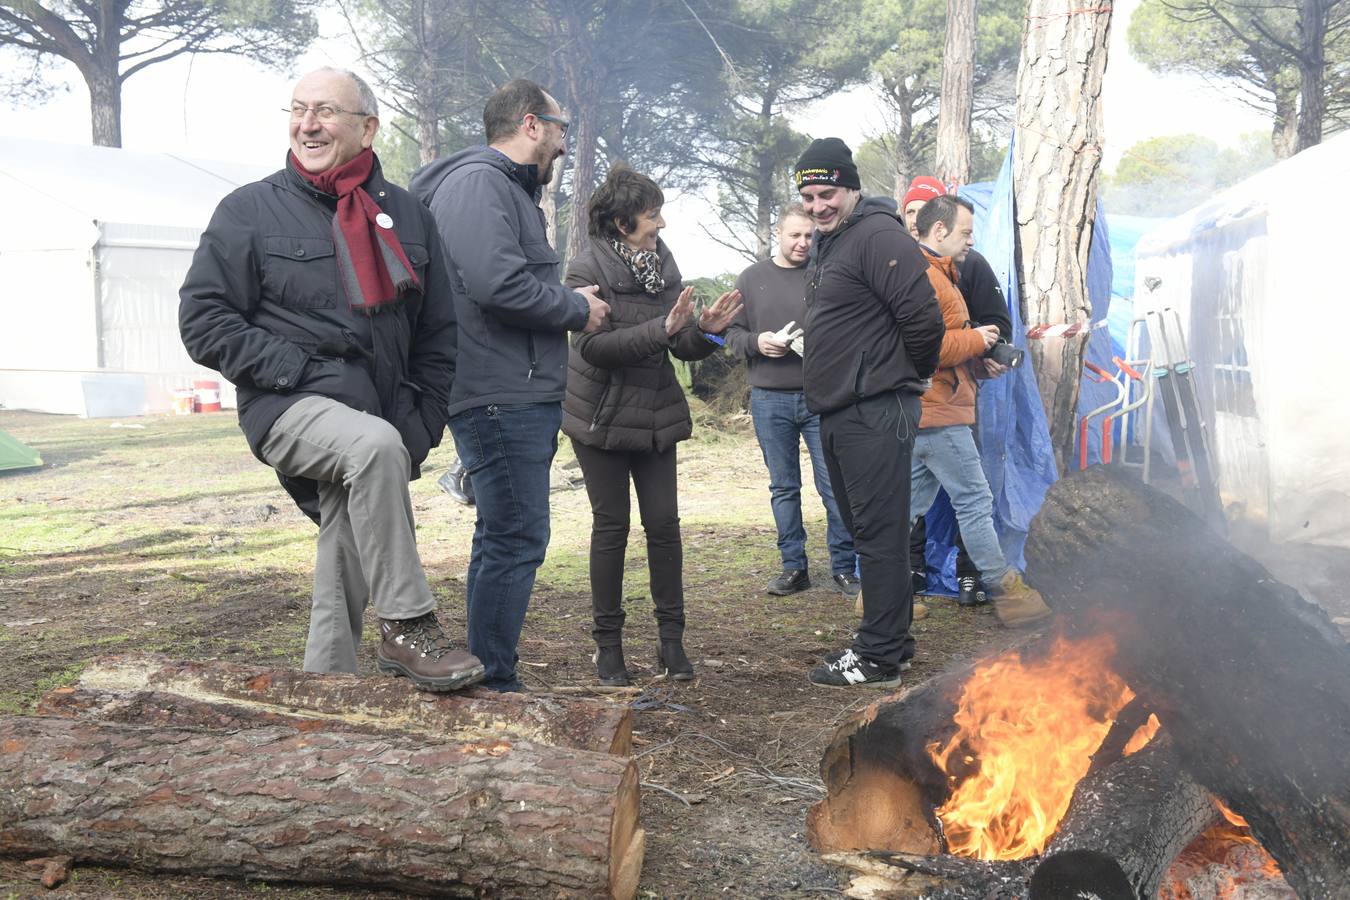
[909,425,1010,586]
[449,402,560,691]
[750,387,855,574]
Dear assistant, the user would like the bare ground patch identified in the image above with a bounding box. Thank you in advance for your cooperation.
[2,409,1009,898]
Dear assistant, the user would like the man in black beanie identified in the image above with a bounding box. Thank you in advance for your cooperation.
[794,137,945,688]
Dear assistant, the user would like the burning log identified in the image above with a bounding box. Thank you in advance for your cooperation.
[0,714,644,899]
[807,656,967,857]
[1030,735,1220,899]
[37,654,632,755]
[1025,467,1350,899]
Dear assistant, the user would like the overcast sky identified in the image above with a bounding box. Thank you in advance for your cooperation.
[3,0,1267,276]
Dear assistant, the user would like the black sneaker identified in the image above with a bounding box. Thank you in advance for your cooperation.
[826,646,912,671]
[378,612,485,691]
[808,648,903,688]
[766,569,810,595]
[831,572,861,598]
[911,569,927,594]
[958,575,988,607]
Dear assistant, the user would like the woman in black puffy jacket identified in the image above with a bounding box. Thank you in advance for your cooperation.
[562,165,741,686]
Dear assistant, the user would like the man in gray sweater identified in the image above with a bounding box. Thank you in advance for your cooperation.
[726,203,858,599]
[411,79,608,692]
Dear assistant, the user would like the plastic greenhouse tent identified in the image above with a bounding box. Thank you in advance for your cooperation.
[0,137,267,416]
[0,430,42,473]
[1132,130,1350,549]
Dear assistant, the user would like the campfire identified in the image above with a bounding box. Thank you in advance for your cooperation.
[808,631,1294,898]
[806,468,1350,898]
[928,633,1133,861]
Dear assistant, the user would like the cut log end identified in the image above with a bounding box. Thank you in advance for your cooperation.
[609,760,643,900]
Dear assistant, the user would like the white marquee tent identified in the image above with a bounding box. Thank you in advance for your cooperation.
[0,137,270,416]
[1133,130,1350,548]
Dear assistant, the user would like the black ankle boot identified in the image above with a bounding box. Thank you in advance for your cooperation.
[594,645,631,687]
[657,639,694,681]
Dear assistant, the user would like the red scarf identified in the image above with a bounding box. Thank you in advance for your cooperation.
[289,148,420,311]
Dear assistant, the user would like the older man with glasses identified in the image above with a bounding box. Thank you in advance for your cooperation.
[180,67,483,691]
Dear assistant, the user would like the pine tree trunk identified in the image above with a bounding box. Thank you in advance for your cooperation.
[87,66,122,148]
[567,113,598,263]
[753,93,778,260]
[1011,0,1113,469]
[935,0,977,187]
[889,94,919,203]
[1274,90,1300,159]
[0,716,644,899]
[1295,0,1327,152]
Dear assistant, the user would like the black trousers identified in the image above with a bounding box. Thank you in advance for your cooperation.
[911,516,979,580]
[820,392,921,669]
[571,439,685,646]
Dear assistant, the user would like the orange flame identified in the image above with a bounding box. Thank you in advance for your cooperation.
[928,634,1133,860]
[1123,713,1161,755]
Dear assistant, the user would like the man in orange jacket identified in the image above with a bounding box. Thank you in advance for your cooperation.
[909,194,1052,627]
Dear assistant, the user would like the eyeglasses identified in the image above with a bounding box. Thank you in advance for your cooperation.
[532,113,571,135]
[286,104,371,122]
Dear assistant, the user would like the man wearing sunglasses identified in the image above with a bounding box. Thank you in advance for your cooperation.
[411,79,609,693]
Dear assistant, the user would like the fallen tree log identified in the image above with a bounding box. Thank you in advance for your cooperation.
[1030,735,1219,900]
[38,654,631,755]
[0,715,643,899]
[1025,466,1350,899]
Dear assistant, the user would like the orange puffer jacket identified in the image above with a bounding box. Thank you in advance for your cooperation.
[918,252,987,428]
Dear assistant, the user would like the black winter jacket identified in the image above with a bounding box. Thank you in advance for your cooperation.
[802,197,944,415]
[179,155,455,516]
[410,147,588,415]
[561,238,717,452]
[958,249,1012,339]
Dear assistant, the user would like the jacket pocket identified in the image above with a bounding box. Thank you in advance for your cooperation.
[262,236,337,309]
[394,382,433,472]
[852,350,868,398]
[400,241,431,284]
[521,239,561,283]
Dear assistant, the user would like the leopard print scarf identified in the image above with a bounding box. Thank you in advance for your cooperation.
[611,239,666,295]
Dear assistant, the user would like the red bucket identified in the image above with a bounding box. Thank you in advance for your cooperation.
[193,380,222,413]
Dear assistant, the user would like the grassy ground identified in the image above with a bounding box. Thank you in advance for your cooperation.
[0,407,1014,898]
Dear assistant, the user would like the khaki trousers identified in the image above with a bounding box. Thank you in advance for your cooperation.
[260,396,433,673]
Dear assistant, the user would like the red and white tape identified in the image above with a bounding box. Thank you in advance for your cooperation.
[1024,320,1109,340]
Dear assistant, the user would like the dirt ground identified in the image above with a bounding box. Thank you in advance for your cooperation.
[2,408,1345,898]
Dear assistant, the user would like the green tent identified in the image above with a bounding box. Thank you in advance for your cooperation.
[0,430,42,473]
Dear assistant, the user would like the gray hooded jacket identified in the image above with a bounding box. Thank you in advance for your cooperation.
[410,146,588,416]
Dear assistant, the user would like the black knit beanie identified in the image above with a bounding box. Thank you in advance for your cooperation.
[793,138,861,190]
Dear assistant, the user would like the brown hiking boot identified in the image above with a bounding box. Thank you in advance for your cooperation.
[989,571,1053,628]
[378,612,484,691]
[854,588,928,620]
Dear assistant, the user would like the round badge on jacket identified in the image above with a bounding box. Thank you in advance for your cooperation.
[375,213,393,229]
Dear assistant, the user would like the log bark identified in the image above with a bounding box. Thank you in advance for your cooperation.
[1024,466,1350,899]
[1030,736,1219,900]
[41,654,632,756]
[1011,0,1112,468]
[0,715,643,899]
